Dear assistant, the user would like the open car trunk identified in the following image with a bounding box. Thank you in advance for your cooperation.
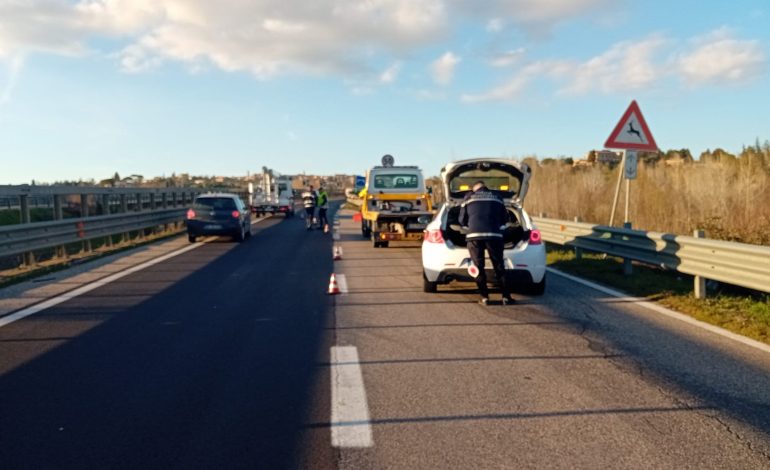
[443,204,528,249]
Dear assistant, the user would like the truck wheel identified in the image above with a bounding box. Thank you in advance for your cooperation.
[371,232,380,248]
[188,235,197,243]
[362,221,371,238]
[423,273,437,293]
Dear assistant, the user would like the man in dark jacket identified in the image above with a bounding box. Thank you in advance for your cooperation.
[459,181,514,305]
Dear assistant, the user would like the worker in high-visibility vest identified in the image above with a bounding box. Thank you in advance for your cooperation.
[317,185,330,233]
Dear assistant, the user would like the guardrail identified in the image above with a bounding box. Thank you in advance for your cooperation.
[0,209,186,258]
[0,185,206,269]
[534,216,770,298]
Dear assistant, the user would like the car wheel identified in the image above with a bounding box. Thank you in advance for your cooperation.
[235,226,246,242]
[188,234,197,243]
[371,232,380,248]
[423,273,437,293]
[525,276,546,295]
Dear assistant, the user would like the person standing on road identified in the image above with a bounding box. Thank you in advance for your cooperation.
[301,185,318,230]
[317,185,330,233]
[459,180,514,305]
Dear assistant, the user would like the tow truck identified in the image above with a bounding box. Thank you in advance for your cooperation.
[360,155,434,248]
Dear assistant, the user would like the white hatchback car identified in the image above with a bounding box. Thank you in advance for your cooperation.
[421,158,546,295]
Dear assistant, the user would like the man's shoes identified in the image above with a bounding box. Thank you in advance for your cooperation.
[478,298,489,306]
[502,297,515,305]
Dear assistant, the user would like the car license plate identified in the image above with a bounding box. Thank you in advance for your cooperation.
[407,223,426,230]
[204,224,222,230]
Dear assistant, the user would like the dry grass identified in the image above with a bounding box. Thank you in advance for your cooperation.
[525,158,770,245]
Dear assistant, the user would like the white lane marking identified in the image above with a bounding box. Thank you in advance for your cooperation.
[547,267,770,355]
[330,346,373,448]
[332,232,340,240]
[335,273,348,294]
[0,216,275,329]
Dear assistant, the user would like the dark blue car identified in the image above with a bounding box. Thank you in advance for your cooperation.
[186,193,252,243]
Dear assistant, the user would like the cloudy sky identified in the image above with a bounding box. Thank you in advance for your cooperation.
[1,0,768,183]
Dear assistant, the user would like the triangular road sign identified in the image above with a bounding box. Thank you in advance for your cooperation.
[605,100,658,151]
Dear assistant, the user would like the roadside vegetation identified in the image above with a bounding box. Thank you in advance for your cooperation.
[547,246,770,345]
[525,142,770,245]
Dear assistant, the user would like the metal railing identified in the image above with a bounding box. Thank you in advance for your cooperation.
[0,209,186,258]
[0,185,204,268]
[534,216,770,297]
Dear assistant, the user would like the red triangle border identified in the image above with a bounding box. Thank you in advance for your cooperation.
[604,100,659,151]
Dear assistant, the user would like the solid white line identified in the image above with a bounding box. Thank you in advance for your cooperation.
[547,267,770,355]
[335,273,348,294]
[330,346,373,448]
[0,216,275,329]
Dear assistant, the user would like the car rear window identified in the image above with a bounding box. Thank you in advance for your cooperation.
[373,174,419,189]
[193,197,237,210]
[449,167,522,199]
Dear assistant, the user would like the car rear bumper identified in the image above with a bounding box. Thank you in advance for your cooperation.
[187,220,242,236]
[422,240,546,283]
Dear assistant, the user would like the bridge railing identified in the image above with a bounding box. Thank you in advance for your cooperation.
[534,216,770,298]
[0,185,204,269]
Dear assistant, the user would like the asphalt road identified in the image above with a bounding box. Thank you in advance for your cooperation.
[1,204,770,469]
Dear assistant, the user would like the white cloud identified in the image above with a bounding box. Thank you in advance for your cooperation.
[380,62,402,84]
[450,0,612,33]
[0,0,449,79]
[0,0,618,81]
[464,29,766,103]
[431,51,461,85]
[486,18,505,33]
[677,28,766,85]
[558,34,668,95]
[489,48,526,68]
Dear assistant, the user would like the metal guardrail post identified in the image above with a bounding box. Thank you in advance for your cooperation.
[81,194,92,253]
[135,193,145,240]
[622,222,633,276]
[102,194,113,248]
[54,195,66,259]
[120,194,129,244]
[20,194,35,266]
[693,229,707,299]
[574,216,583,260]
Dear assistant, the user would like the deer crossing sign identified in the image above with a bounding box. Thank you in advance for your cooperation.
[604,100,658,152]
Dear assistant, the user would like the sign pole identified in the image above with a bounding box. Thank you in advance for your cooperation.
[624,175,630,224]
[609,149,626,227]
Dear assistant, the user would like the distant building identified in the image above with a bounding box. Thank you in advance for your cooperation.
[596,150,622,164]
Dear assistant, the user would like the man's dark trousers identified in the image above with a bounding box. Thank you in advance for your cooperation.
[467,238,510,299]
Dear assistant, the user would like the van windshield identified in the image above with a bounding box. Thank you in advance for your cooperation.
[372,174,419,189]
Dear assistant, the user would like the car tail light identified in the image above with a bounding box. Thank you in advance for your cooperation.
[529,229,542,245]
[424,229,444,244]
[186,209,196,219]
[232,210,241,218]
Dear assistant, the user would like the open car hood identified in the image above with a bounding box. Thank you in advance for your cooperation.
[441,158,531,206]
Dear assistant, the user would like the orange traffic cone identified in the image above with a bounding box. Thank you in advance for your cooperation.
[333,246,342,260]
[328,273,341,295]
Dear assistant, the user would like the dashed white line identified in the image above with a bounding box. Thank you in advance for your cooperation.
[335,273,348,294]
[330,346,373,448]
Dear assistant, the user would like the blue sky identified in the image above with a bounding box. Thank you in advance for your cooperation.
[1,0,768,184]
